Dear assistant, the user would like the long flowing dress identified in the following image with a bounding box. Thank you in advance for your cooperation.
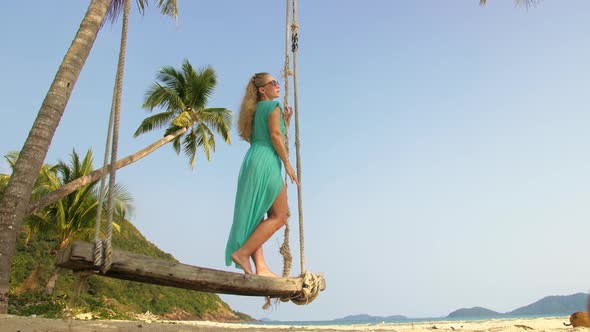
[225,100,285,267]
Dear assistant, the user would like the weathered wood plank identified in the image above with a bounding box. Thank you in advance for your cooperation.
[56,241,324,298]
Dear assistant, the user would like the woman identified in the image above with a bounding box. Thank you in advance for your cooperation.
[225,72,299,277]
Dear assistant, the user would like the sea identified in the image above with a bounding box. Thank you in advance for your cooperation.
[245,314,567,327]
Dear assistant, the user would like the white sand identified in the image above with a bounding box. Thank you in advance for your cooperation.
[0,314,574,332]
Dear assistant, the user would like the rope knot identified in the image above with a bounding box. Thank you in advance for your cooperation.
[289,271,324,305]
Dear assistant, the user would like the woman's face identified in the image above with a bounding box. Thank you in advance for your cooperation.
[258,75,280,99]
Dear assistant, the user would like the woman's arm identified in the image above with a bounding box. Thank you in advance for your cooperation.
[269,106,289,165]
[269,106,299,185]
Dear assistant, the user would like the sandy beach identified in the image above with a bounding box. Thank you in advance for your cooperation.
[0,315,576,332]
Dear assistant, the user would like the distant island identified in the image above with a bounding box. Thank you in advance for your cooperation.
[447,307,503,318]
[332,293,587,322]
[448,293,587,318]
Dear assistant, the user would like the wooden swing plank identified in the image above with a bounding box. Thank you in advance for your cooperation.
[56,241,320,297]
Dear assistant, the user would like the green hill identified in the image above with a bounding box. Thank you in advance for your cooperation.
[446,293,588,319]
[507,293,587,316]
[8,219,253,322]
[447,307,503,318]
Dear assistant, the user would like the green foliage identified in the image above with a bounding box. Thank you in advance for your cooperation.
[5,147,248,321]
[8,293,67,318]
[106,0,178,24]
[9,220,245,321]
[234,311,256,321]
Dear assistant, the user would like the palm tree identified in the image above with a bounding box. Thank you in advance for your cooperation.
[135,59,232,168]
[0,152,55,245]
[0,0,176,313]
[0,1,112,313]
[2,150,133,295]
[39,149,132,295]
[27,60,232,215]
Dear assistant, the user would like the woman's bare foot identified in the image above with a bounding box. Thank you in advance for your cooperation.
[231,251,253,274]
[256,267,279,278]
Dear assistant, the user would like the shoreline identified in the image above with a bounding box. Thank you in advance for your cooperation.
[0,314,573,332]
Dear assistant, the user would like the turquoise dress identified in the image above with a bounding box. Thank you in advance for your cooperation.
[225,100,285,267]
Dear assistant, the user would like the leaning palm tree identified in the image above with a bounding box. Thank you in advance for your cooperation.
[0,1,112,313]
[0,152,55,245]
[0,0,177,314]
[135,59,232,168]
[26,61,232,216]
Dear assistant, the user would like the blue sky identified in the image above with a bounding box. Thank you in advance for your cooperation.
[1,0,590,322]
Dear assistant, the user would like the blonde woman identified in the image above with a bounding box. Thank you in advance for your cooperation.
[225,72,299,277]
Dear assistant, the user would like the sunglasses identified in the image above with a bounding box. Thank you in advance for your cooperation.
[262,80,280,87]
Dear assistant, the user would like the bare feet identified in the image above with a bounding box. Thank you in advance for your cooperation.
[231,251,253,274]
[256,267,279,278]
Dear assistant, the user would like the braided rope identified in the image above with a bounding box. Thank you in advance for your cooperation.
[94,85,116,267]
[290,0,305,275]
[279,0,293,280]
[271,0,325,308]
[99,0,130,274]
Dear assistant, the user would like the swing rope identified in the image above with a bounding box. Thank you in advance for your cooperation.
[93,0,130,274]
[279,0,293,280]
[273,0,324,308]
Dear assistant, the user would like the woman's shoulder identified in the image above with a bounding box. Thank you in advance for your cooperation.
[258,100,282,106]
[257,100,282,112]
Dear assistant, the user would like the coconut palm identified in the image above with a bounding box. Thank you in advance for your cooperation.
[135,59,232,168]
[39,149,133,295]
[2,150,133,295]
[27,61,232,216]
[0,0,176,313]
[0,1,111,313]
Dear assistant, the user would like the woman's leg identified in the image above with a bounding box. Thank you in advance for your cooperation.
[251,247,278,277]
[231,185,288,274]
[250,215,279,277]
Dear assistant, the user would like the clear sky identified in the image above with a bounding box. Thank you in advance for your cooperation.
[1,0,590,322]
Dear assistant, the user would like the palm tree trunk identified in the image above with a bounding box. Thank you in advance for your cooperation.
[0,0,113,314]
[27,127,188,215]
[43,267,64,296]
[69,271,93,307]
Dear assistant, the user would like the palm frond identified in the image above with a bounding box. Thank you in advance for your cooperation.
[157,0,178,18]
[143,83,186,113]
[201,108,232,143]
[171,111,195,128]
[105,0,126,24]
[202,124,216,154]
[156,66,186,98]
[172,135,182,154]
[189,66,217,110]
[134,111,176,137]
[183,128,199,168]
[163,125,184,137]
[104,0,178,29]
[98,183,134,221]
[4,151,19,169]
[195,124,212,162]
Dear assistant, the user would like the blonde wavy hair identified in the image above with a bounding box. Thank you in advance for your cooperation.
[238,72,271,142]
